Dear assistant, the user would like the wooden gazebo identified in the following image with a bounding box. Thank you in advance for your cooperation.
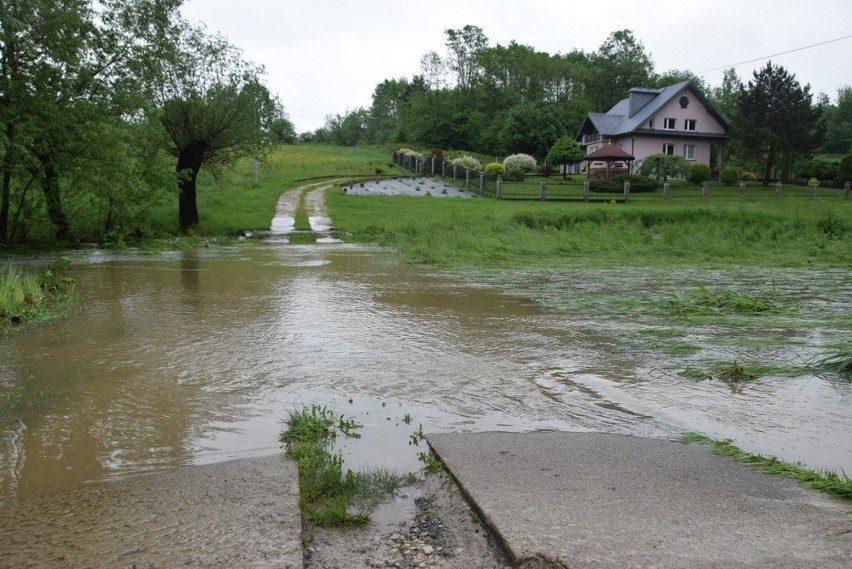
[584,142,635,180]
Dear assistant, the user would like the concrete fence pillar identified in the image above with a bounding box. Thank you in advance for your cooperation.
[540,179,546,201]
[663,182,670,199]
[496,177,503,199]
[480,173,485,195]
[702,181,709,199]
[775,180,783,197]
[738,182,746,196]
[453,164,458,181]
[808,182,817,199]
[623,180,631,202]
[583,180,590,202]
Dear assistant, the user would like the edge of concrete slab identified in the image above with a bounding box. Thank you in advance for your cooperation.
[426,431,852,569]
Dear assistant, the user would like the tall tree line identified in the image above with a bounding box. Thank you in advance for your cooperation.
[324,25,848,183]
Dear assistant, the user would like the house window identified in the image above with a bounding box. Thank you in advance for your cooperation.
[684,119,697,131]
[663,144,675,155]
[648,118,654,128]
[684,144,696,160]
[663,118,676,130]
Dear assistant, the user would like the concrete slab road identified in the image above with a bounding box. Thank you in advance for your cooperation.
[426,431,851,569]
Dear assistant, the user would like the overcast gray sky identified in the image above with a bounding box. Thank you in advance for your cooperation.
[180,0,852,133]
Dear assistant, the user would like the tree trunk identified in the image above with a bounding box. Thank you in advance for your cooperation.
[176,146,203,233]
[762,144,775,187]
[38,153,72,241]
[1,165,10,244]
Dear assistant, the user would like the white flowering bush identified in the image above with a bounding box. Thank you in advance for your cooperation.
[451,155,482,172]
[503,153,537,172]
[397,148,424,160]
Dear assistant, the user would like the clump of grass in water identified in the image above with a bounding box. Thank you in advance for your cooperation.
[0,258,77,334]
[811,349,852,377]
[666,286,785,316]
[280,404,410,527]
[681,433,852,501]
[715,360,757,382]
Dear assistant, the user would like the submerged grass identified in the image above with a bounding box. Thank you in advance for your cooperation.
[280,404,411,527]
[665,286,787,316]
[681,433,852,501]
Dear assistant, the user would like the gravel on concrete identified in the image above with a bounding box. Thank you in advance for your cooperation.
[426,431,852,569]
[305,472,510,569]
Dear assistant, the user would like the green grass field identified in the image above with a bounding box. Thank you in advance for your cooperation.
[141,144,851,269]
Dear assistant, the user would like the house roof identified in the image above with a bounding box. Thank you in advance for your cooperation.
[584,142,634,161]
[577,80,731,139]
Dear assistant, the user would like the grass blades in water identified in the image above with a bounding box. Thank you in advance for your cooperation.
[0,258,77,335]
[681,433,852,501]
[280,404,411,527]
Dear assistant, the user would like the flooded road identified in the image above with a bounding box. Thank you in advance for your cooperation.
[1,243,851,508]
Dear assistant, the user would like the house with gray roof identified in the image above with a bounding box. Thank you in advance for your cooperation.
[576,80,731,178]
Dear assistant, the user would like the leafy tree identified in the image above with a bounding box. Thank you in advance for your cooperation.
[637,154,691,180]
[493,102,566,159]
[546,136,584,178]
[325,108,369,146]
[0,0,180,243]
[735,62,822,185]
[157,22,278,232]
[822,86,852,154]
[444,25,488,92]
[586,30,655,110]
[837,153,852,185]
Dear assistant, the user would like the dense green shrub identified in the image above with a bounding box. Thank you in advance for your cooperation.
[836,154,852,186]
[741,171,758,181]
[798,158,838,182]
[451,155,482,172]
[485,162,507,178]
[503,153,537,172]
[720,167,741,185]
[506,167,526,181]
[688,164,712,184]
[536,163,558,177]
[590,174,659,193]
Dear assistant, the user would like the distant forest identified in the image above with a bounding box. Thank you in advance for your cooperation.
[311,26,852,173]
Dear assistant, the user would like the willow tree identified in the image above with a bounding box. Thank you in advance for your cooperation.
[158,23,277,232]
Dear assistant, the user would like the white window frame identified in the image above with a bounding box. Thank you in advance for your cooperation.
[663,117,676,130]
[663,143,675,155]
[684,119,697,131]
[684,144,696,161]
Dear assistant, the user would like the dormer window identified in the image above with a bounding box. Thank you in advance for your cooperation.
[684,119,697,131]
[663,118,676,130]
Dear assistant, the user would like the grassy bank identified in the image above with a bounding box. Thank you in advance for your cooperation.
[327,188,852,268]
[142,144,406,236]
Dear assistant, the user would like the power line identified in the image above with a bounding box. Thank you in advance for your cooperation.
[698,34,852,75]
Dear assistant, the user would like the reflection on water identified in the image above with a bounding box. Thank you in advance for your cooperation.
[1,244,851,507]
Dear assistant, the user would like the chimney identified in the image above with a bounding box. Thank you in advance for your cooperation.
[628,88,658,117]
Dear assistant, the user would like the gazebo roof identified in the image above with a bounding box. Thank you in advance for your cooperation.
[585,142,634,161]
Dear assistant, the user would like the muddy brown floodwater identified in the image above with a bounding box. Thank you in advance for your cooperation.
[1,243,851,558]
